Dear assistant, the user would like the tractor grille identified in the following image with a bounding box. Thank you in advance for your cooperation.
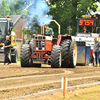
[36,41,45,50]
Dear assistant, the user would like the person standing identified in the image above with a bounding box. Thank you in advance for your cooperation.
[94,37,100,67]
[4,35,11,65]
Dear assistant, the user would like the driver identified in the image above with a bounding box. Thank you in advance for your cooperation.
[45,25,54,36]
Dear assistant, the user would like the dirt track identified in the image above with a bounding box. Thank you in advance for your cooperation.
[0,63,100,100]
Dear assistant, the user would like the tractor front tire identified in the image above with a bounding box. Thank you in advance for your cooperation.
[20,44,30,67]
[51,45,62,68]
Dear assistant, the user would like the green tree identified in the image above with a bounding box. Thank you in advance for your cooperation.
[0,0,10,17]
[50,0,99,36]
[0,0,28,17]
[9,0,27,15]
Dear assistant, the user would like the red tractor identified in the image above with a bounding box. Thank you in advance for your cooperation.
[20,20,77,68]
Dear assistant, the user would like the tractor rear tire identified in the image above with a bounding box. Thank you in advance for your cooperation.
[61,40,71,68]
[51,45,62,68]
[20,44,30,67]
[11,50,18,63]
[69,41,77,68]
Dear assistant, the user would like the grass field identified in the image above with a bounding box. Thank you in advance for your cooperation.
[64,86,100,100]
[32,85,100,100]
[17,60,20,64]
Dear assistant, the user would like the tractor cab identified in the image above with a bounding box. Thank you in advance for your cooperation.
[42,20,60,45]
[0,20,8,43]
[0,18,13,44]
[33,20,61,50]
[0,16,18,63]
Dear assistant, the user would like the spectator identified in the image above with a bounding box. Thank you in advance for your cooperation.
[3,35,11,65]
[94,37,100,67]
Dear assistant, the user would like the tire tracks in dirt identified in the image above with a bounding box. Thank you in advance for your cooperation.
[0,71,100,92]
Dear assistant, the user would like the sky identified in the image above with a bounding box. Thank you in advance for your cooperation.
[97,2,100,9]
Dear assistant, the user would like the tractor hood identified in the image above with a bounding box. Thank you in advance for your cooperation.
[34,35,52,41]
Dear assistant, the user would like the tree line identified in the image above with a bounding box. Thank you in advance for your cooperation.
[0,0,99,36]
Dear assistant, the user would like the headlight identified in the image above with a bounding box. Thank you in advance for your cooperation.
[36,47,38,50]
[42,47,45,50]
